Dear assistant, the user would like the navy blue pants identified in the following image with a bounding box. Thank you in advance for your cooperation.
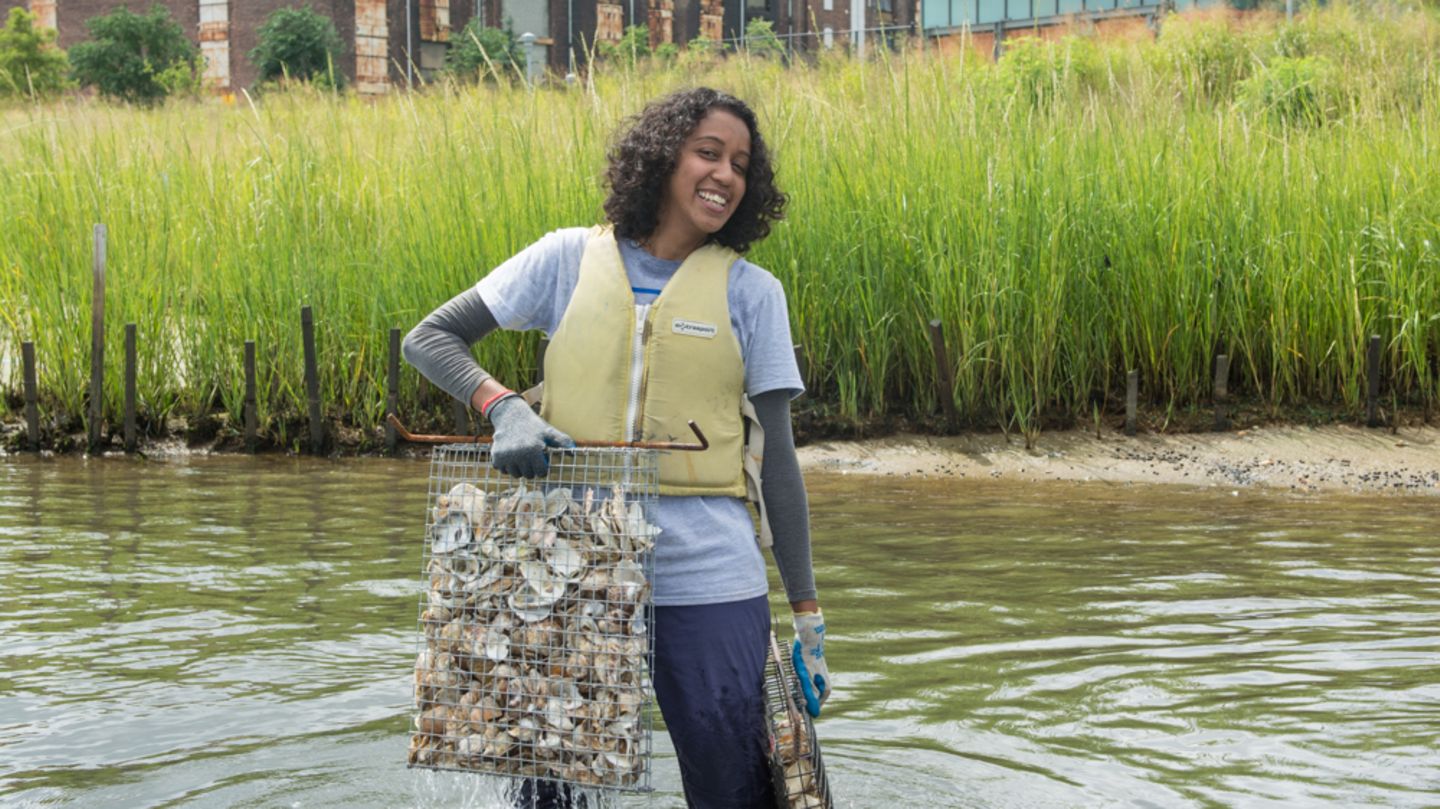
[517,595,776,809]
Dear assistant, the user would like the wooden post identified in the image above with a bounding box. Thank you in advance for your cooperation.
[537,337,549,384]
[89,223,106,452]
[1365,334,1381,428]
[452,397,469,435]
[244,340,257,452]
[387,329,400,453]
[1125,370,1138,437]
[123,324,137,451]
[301,306,323,453]
[22,341,39,450]
[1213,354,1230,431]
[927,319,957,423]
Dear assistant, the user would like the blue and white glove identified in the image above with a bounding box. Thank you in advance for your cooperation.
[791,610,830,718]
[485,393,574,479]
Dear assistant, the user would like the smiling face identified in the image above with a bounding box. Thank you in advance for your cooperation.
[650,108,751,257]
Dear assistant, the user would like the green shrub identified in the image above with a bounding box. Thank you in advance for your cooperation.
[0,8,69,98]
[68,5,199,105]
[1156,13,1253,100]
[996,35,1104,106]
[1239,54,1337,125]
[654,41,679,63]
[597,25,650,67]
[744,18,786,60]
[250,5,345,88]
[446,19,521,80]
[678,35,719,69]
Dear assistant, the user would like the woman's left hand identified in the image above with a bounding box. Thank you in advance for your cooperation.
[792,609,830,717]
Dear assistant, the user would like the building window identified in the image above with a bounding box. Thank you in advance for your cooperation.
[823,0,833,10]
[822,26,833,46]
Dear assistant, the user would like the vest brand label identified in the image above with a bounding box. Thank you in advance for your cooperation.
[671,319,718,339]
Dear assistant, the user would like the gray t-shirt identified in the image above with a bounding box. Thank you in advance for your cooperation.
[476,228,804,606]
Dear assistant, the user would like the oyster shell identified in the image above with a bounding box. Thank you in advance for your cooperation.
[430,511,472,556]
[413,479,659,785]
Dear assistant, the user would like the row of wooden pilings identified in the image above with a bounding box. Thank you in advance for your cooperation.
[924,321,1391,435]
[18,313,432,455]
[10,225,1398,454]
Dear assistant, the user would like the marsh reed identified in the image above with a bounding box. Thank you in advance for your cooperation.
[2,4,1437,447]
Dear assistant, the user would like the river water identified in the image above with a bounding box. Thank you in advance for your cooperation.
[1,455,1437,808]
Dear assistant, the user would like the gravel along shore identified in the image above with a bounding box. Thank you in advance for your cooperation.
[798,425,1440,495]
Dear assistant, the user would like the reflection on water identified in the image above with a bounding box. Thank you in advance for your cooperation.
[1,456,1438,808]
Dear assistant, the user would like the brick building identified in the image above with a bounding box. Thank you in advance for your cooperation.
[2,1,916,93]
[1,0,489,93]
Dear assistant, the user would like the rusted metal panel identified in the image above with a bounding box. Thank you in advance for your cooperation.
[648,0,674,48]
[597,2,623,42]
[198,0,229,89]
[420,0,451,42]
[29,0,56,31]
[355,0,389,94]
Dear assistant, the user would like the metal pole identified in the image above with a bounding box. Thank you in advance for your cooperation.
[852,0,866,57]
[405,0,413,86]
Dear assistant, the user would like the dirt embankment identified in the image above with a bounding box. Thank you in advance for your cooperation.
[797,425,1440,495]
[6,410,1439,497]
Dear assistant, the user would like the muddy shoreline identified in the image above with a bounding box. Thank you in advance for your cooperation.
[5,413,1437,496]
[797,425,1440,496]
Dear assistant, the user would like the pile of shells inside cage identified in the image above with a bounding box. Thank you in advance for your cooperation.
[409,481,658,788]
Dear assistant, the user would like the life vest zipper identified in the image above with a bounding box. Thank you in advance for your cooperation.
[624,304,651,442]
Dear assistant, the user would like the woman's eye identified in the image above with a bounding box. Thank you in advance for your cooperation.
[699,149,718,159]
[733,163,748,174]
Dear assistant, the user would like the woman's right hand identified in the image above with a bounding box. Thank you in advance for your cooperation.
[486,395,574,478]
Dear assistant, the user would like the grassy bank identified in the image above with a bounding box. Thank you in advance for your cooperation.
[2,3,1438,451]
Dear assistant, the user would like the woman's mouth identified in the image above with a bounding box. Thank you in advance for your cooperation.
[697,189,728,213]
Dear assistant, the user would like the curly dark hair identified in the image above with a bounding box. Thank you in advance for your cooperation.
[603,87,786,254]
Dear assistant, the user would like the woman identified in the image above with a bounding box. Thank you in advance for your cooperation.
[404,87,829,808]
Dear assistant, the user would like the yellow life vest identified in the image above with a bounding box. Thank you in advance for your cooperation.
[540,227,748,497]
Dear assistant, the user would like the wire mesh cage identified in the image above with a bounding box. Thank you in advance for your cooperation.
[408,443,659,798]
[765,632,834,809]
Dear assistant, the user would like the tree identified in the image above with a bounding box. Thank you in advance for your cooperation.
[68,5,199,105]
[250,5,345,88]
[446,19,521,81]
[0,8,69,98]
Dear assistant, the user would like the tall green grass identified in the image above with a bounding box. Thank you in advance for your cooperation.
[1,3,1437,446]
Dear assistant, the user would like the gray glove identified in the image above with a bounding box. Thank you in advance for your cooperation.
[486,394,574,478]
